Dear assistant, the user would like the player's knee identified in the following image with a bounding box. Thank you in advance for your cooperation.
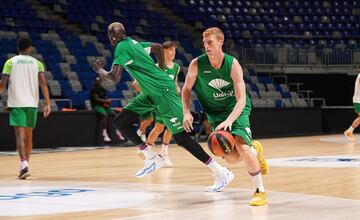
[235,144,248,155]
[24,136,32,145]
[15,135,25,147]
[173,131,191,146]
[173,131,185,146]
[154,123,165,132]
[234,136,249,152]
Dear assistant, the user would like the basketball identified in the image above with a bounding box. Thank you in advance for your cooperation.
[207,130,235,157]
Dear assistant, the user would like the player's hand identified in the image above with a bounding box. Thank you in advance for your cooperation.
[43,104,51,118]
[215,119,233,131]
[183,111,194,133]
[92,59,104,71]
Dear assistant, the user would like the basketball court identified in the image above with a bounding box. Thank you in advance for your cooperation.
[1,134,359,219]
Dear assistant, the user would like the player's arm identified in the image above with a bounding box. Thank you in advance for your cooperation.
[132,80,141,93]
[353,75,360,98]
[0,59,11,94]
[38,69,51,118]
[93,94,110,104]
[182,58,198,132]
[0,74,9,94]
[216,59,246,131]
[150,43,165,70]
[175,66,181,93]
[92,60,123,84]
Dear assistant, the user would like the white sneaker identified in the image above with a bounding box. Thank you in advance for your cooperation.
[137,145,152,160]
[162,154,173,168]
[136,154,164,178]
[18,166,30,180]
[137,150,145,160]
[206,167,234,192]
[102,130,111,142]
[103,135,111,142]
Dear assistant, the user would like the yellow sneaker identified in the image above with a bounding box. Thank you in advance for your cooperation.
[344,130,355,141]
[252,141,269,175]
[249,191,268,206]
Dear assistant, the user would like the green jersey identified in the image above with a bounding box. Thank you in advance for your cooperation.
[112,37,176,95]
[194,53,252,123]
[165,62,180,81]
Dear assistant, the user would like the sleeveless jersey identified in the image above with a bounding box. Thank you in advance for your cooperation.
[194,53,251,123]
[165,62,180,81]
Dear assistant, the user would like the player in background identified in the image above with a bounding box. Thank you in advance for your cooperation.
[92,22,233,191]
[139,41,181,167]
[0,37,51,179]
[181,27,268,205]
[344,73,360,141]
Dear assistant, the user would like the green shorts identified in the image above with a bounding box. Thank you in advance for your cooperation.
[354,103,360,113]
[124,90,184,134]
[153,111,164,124]
[209,112,252,146]
[93,105,115,116]
[141,111,154,120]
[9,107,38,128]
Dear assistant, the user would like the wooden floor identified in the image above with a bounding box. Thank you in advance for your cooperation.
[0,134,360,219]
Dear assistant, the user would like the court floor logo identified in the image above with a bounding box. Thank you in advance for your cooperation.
[0,185,156,216]
[268,155,360,168]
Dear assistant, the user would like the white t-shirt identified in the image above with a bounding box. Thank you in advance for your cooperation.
[353,74,360,103]
[2,55,45,107]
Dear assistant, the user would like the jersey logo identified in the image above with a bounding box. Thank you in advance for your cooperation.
[208,79,230,92]
[170,118,178,123]
[125,60,134,66]
[203,70,211,73]
[169,75,175,79]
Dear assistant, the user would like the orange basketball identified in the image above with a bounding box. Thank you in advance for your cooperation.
[207,130,235,157]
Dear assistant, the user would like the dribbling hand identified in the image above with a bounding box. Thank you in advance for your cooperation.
[215,119,233,131]
[183,111,193,133]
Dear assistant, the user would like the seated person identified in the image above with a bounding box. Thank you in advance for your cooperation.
[90,77,124,142]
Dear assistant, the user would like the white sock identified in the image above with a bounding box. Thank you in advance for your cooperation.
[207,159,223,173]
[348,126,355,132]
[161,144,168,155]
[141,145,156,159]
[250,146,257,157]
[140,134,147,142]
[21,160,28,169]
[251,172,265,192]
[136,129,142,136]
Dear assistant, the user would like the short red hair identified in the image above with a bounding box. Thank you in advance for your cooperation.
[202,27,224,42]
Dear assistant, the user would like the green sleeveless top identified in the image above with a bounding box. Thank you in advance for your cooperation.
[194,53,252,123]
[165,62,180,81]
[156,62,180,82]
